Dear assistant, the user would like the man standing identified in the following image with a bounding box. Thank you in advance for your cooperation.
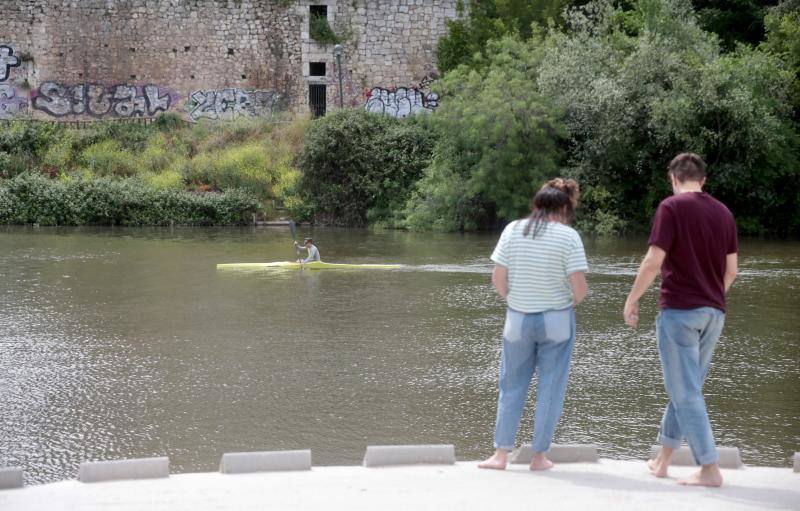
[624,153,738,487]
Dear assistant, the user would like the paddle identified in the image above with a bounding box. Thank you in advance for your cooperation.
[289,219,301,260]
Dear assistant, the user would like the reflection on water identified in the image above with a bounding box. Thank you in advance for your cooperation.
[0,226,798,484]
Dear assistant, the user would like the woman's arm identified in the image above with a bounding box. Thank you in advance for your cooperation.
[492,265,508,299]
[569,271,588,306]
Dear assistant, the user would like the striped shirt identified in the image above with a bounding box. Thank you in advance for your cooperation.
[491,220,588,313]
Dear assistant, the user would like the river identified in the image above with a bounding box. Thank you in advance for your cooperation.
[0,226,798,484]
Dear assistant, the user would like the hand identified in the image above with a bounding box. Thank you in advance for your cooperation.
[624,300,640,328]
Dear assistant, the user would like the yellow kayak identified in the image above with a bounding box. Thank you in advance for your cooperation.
[217,261,402,270]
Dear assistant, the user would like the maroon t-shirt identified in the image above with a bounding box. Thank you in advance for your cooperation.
[648,192,738,312]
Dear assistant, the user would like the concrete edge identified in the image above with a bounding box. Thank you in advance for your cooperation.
[510,444,599,464]
[649,446,742,469]
[220,450,312,474]
[363,445,456,467]
[79,457,170,483]
[0,467,24,490]
[793,452,799,473]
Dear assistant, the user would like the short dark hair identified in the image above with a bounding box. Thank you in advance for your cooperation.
[668,153,706,182]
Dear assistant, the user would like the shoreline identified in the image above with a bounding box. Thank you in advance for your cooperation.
[1,459,797,510]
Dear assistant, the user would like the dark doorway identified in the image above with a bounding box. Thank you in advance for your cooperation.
[310,5,328,18]
[309,84,326,118]
[309,62,327,77]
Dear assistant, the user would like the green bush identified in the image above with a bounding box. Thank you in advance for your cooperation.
[309,13,342,45]
[79,140,138,177]
[296,109,438,226]
[0,173,259,226]
[406,35,565,231]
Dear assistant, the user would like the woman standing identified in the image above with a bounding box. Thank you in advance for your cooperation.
[479,178,588,471]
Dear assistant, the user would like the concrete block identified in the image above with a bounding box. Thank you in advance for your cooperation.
[220,450,312,474]
[79,457,170,483]
[793,452,799,473]
[649,446,742,469]
[363,445,455,467]
[0,467,24,490]
[510,444,599,464]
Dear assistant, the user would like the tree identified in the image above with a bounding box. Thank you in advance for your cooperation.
[406,36,566,231]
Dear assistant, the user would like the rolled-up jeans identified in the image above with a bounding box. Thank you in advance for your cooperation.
[656,307,725,466]
[493,307,576,452]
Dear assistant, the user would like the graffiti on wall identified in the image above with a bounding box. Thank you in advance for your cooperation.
[0,46,20,83]
[187,88,283,121]
[364,76,439,118]
[0,45,25,119]
[0,84,27,119]
[32,82,175,117]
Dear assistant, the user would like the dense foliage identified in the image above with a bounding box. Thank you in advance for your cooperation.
[0,115,307,225]
[406,36,565,231]
[0,173,259,226]
[420,0,799,235]
[295,109,437,227]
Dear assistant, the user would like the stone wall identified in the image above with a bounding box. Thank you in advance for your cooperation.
[0,0,460,121]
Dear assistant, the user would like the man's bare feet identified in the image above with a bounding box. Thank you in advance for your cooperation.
[529,452,554,471]
[677,464,723,487]
[478,450,508,470]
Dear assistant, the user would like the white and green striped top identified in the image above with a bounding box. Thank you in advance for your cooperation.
[491,219,588,313]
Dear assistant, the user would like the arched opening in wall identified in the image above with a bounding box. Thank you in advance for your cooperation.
[309,84,326,118]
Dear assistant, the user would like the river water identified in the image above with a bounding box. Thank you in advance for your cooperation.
[0,226,798,484]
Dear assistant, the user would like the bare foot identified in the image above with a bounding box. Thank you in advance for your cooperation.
[478,450,508,470]
[647,458,669,478]
[678,465,723,487]
[529,453,554,471]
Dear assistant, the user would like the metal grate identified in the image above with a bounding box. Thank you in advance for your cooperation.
[309,84,326,118]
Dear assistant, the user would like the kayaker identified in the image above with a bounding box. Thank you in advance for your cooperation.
[294,238,321,264]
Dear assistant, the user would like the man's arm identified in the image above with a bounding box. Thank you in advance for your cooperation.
[492,265,508,299]
[624,245,667,328]
[570,271,588,306]
[724,252,738,292]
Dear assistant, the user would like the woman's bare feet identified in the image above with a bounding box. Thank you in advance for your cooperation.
[529,452,554,471]
[647,457,669,478]
[478,449,508,470]
[678,464,723,487]
[648,446,674,478]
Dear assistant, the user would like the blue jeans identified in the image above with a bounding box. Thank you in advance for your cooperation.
[656,307,725,466]
[493,307,576,452]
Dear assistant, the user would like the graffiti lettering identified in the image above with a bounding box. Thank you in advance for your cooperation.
[32,82,174,118]
[0,46,20,83]
[187,88,282,121]
[0,84,27,119]
[364,76,439,118]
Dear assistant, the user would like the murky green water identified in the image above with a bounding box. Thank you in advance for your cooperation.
[0,226,798,484]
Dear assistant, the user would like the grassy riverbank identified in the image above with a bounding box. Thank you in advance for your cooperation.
[0,115,308,226]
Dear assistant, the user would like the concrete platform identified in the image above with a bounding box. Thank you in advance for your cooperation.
[1,460,797,511]
[78,457,170,483]
[511,444,599,464]
[219,450,311,474]
[650,446,743,469]
[363,445,455,467]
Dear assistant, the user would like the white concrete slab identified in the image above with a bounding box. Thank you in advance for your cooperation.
[363,445,455,467]
[650,446,743,469]
[78,457,170,483]
[510,444,599,464]
[794,452,799,473]
[1,460,797,511]
[0,467,23,490]
[219,450,311,474]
